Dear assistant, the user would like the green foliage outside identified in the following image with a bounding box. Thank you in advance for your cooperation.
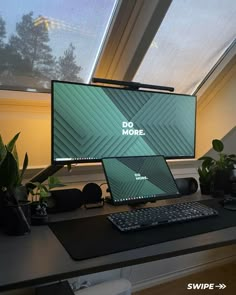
[0,12,83,91]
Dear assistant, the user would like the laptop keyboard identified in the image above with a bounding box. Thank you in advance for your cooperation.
[107,202,218,232]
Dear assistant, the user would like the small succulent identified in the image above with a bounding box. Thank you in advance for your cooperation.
[28,176,65,217]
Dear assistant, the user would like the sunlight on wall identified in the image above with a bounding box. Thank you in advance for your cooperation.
[0,92,51,168]
[196,57,236,157]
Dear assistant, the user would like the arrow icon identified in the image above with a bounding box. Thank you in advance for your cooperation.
[215,284,226,289]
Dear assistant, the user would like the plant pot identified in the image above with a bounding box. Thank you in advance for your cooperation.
[199,183,212,195]
[2,200,31,235]
[31,201,48,226]
[212,169,231,195]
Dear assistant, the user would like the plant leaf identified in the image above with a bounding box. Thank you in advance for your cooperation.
[228,154,236,161]
[198,156,214,161]
[6,132,20,153]
[47,175,65,189]
[202,158,214,168]
[0,134,7,162]
[0,150,19,188]
[212,139,224,152]
[12,145,19,168]
[18,152,28,184]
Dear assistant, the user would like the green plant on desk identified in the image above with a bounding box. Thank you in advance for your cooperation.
[28,176,65,218]
[0,132,30,234]
[0,132,28,204]
[198,139,236,195]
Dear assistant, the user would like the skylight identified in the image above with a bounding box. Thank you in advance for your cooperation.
[133,0,236,95]
[0,0,118,92]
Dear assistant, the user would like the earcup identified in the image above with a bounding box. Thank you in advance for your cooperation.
[82,183,102,204]
[47,188,84,213]
[175,177,198,195]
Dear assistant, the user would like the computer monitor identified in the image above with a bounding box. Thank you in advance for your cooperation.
[52,80,196,164]
[102,155,180,205]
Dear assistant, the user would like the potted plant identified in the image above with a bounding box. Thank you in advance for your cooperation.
[28,176,65,225]
[0,132,30,235]
[198,139,236,195]
[197,160,213,195]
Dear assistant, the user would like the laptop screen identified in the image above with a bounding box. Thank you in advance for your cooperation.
[102,155,180,205]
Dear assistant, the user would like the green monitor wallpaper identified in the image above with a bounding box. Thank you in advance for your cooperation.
[102,156,180,204]
[52,81,196,163]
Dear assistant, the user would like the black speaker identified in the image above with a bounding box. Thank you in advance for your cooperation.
[175,177,198,195]
[47,183,104,213]
[47,188,84,213]
[82,183,103,205]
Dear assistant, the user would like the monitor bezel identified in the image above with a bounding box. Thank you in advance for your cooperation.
[102,155,181,206]
[51,80,197,165]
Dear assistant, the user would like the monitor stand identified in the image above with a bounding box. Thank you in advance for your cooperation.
[29,164,64,183]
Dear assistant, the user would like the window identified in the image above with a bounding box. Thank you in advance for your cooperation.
[133,0,236,94]
[0,0,118,92]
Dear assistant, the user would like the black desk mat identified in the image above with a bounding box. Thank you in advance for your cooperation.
[49,199,236,261]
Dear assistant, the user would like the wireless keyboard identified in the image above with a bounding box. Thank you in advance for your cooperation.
[107,202,218,232]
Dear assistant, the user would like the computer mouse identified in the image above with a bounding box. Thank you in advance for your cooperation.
[221,197,236,211]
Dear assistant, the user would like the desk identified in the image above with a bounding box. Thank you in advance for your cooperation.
[1,194,236,292]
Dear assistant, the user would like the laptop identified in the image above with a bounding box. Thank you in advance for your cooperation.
[102,155,181,205]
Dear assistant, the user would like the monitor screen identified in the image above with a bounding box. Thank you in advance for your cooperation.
[52,80,196,164]
[102,155,180,205]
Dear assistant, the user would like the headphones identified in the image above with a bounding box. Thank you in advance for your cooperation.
[47,182,103,213]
